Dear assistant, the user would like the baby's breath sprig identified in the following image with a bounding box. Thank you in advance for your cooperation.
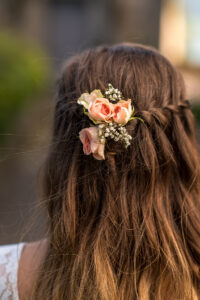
[97,122,132,148]
[104,83,123,102]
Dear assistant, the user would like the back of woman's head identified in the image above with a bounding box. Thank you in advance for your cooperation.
[35,43,200,300]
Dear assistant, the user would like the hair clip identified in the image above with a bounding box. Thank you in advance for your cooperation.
[77,83,143,160]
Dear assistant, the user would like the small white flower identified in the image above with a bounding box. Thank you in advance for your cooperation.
[105,133,109,137]
[105,128,110,132]
[98,124,105,128]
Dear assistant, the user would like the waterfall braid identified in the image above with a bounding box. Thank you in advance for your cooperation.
[33,43,200,300]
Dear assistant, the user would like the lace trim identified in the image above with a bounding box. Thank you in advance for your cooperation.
[0,243,25,300]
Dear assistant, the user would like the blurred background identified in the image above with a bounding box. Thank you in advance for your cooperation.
[0,0,200,245]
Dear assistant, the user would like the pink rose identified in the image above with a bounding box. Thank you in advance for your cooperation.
[88,98,114,123]
[79,127,105,160]
[113,99,132,124]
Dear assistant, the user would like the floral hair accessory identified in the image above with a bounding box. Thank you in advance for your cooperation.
[77,83,143,160]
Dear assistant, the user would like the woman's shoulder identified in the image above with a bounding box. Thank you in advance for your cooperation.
[18,239,48,299]
[0,239,48,300]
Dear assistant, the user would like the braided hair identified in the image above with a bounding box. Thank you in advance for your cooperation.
[33,44,200,300]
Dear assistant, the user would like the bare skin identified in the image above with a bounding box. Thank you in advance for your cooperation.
[18,239,49,300]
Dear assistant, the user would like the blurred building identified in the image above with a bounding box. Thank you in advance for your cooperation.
[0,0,162,67]
[160,0,200,102]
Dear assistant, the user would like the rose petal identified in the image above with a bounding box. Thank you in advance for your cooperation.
[88,98,113,122]
[119,100,132,113]
[79,129,92,154]
[79,127,105,160]
[113,99,132,124]
[78,92,98,109]
[90,140,99,153]
[91,89,104,98]
[93,143,105,160]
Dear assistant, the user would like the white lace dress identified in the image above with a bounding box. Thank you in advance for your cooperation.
[0,243,25,300]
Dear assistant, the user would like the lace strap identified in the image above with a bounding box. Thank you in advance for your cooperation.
[0,243,25,300]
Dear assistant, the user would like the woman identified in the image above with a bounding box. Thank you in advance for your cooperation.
[0,43,200,300]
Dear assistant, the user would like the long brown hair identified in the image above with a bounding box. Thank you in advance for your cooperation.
[33,43,200,299]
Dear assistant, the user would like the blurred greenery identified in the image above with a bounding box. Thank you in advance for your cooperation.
[191,104,200,124]
[0,31,51,140]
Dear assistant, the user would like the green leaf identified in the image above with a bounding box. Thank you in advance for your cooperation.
[130,105,135,116]
[83,107,89,116]
[129,116,144,123]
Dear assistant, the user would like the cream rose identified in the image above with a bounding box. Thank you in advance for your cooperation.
[77,93,95,109]
[79,127,105,160]
[113,99,132,124]
[77,90,104,110]
[88,98,114,123]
